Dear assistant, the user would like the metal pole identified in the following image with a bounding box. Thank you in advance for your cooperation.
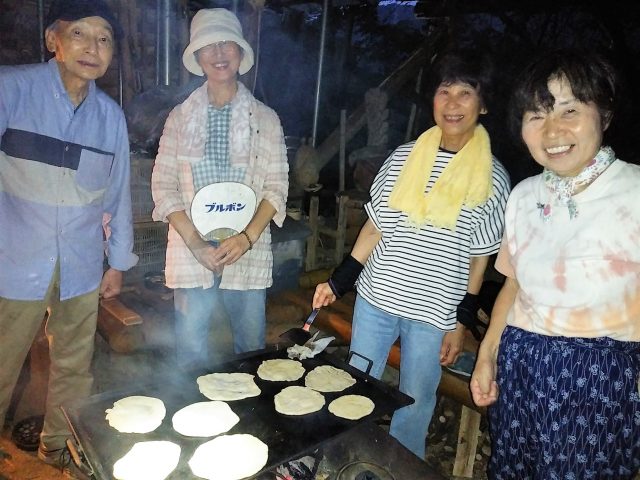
[339,109,346,191]
[251,7,263,96]
[118,55,124,108]
[162,0,171,86]
[311,0,329,148]
[37,0,45,62]
[155,0,161,85]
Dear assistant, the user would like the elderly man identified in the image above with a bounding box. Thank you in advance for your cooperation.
[0,0,136,475]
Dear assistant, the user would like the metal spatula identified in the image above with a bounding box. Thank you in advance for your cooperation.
[279,308,320,345]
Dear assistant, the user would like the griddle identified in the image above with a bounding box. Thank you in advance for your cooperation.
[62,345,413,479]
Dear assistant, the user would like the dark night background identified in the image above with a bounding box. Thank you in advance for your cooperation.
[2,0,639,189]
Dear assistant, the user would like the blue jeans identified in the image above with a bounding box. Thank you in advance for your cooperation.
[349,295,445,459]
[173,279,266,369]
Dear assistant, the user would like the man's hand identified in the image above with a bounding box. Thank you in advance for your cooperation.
[470,353,499,407]
[100,268,122,299]
[439,322,465,366]
[313,282,337,309]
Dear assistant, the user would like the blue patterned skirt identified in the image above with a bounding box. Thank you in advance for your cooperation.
[488,326,640,480]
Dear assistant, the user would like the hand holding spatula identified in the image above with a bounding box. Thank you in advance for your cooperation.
[279,307,320,345]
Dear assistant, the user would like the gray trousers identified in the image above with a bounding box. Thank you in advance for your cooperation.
[0,263,98,450]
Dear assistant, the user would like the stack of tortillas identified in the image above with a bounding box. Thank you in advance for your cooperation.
[105,396,166,433]
[257,359,305,382]
[172,401,239,437]
[113,441,180,480]
[197,372,261,401]
[189,434,268,480]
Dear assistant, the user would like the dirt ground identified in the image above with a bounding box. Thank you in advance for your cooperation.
[0,428,66,480]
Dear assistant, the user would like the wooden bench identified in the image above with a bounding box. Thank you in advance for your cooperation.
[281,288,486,478]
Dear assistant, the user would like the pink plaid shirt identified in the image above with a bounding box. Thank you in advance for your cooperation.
[151,82,288,290]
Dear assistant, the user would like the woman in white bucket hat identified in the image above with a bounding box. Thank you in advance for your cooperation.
[152,8,288,368]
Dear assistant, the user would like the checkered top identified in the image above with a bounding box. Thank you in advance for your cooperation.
[192,104,246,189]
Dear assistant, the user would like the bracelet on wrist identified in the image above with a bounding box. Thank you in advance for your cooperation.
[240,230,253,250]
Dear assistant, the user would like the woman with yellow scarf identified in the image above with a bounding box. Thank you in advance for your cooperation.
[312,48,511,459]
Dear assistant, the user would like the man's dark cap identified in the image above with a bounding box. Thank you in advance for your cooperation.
[45,0,123,41]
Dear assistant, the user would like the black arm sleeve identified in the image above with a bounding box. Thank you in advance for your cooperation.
[328,255,364,298]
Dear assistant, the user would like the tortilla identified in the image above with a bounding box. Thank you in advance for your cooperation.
[189,434,268,480]
[105,396,166,433]
[304,365,356,392]
[328,394,375,420]
[113,441,180,480]
[172,401,239,437]
[274,386,325,415]
[197,372,261,401]
[257,359,305,382]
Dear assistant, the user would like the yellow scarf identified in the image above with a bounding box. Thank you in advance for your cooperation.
[388,124,493,230]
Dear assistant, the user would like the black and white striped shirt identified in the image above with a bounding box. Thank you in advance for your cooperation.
[357,143,511,330]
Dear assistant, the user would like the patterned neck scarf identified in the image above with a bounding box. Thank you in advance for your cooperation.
[541,146,616,221]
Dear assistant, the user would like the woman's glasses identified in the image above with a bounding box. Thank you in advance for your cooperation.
[198,41,238,55]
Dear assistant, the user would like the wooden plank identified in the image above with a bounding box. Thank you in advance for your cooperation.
[453,406,482,478]
[317,225,338,238]
[334,194,348,264]
[100,298,143,326]
[305,196,320,271]
[97,298,144,354]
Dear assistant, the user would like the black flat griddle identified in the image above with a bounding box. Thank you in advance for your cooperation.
[62,345,413,479]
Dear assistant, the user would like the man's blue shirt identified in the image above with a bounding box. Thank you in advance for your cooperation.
[0,59,137,300]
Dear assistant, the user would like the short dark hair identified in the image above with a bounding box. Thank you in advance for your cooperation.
[508,49,618,141]
[429,47,495,109]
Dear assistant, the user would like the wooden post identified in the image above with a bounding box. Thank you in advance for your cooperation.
[334,194,348,265]
[405,67,423,142]
[305,195,320,271]
[453,405,482,478]
[240,0,265,94]
[339,109,346,192]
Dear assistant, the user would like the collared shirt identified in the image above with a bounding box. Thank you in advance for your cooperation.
[0,59,137,301]
[152,82,288,290]
[192,103,245,189]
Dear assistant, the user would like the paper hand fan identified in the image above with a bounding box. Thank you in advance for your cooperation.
[190,182,257,244]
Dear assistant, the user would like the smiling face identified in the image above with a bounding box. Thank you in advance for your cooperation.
[521,76,605,177]
[45,17,114,92]
[197,41,242,87]
[432,81,486,152]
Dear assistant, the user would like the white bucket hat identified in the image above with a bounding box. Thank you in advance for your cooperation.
[182,8,255,76]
